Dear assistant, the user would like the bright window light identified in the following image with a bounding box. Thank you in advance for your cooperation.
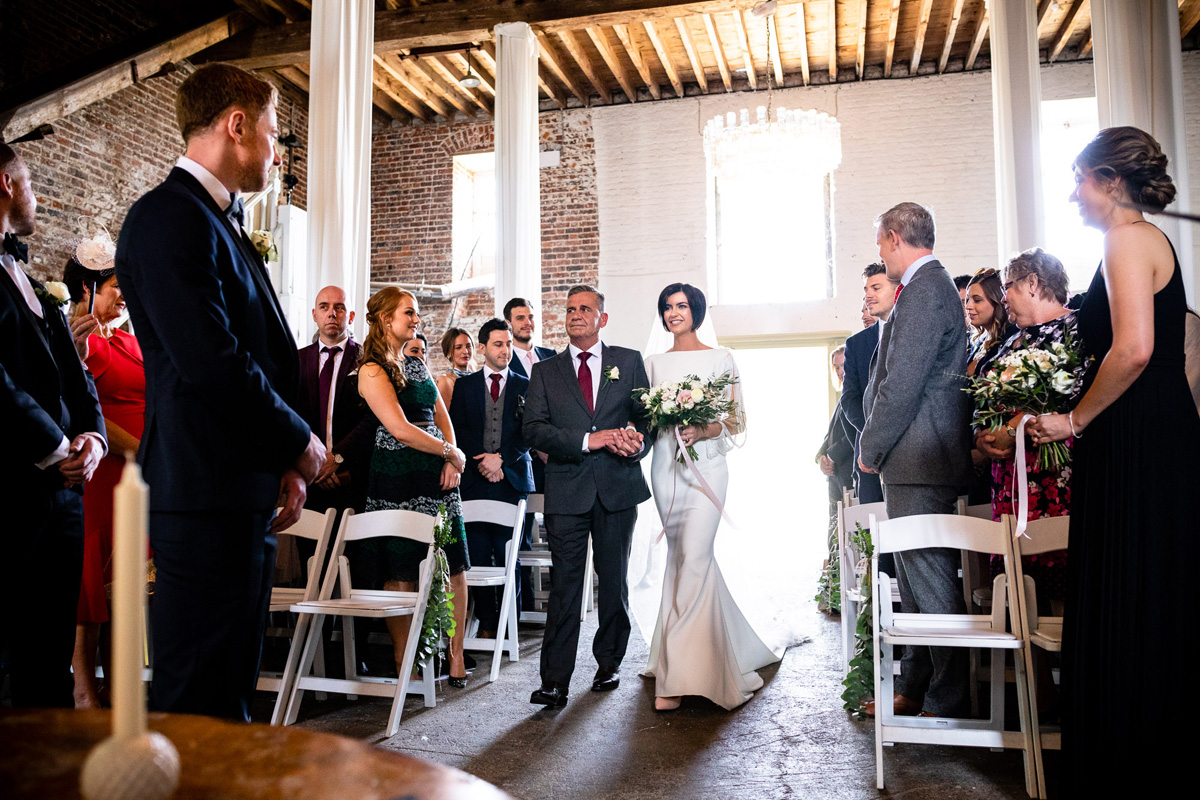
[1040,97,1103,292]
[452,151,496,278]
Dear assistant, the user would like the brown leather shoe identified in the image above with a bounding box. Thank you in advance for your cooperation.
[861,693,922,718]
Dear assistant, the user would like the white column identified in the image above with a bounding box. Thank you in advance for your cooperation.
[493,22,542,324]
[307,0,374,340]
[1092,0,1194,303]
[988,0,1045,263]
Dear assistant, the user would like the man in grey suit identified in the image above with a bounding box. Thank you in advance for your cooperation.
[523,285,652,707]
[859,202,972,718]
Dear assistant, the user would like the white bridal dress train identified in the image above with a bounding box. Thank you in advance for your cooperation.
[639,348,781,710]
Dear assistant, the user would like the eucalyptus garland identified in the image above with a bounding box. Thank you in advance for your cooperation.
[414,505,458,665]
[841,522,875,715]
[814,509,841,614]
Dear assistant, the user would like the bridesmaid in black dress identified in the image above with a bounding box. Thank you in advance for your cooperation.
[1029,127,1200,795]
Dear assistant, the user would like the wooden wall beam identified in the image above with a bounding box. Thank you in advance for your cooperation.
[938,0,967,73]
[613,23,663,99]
[643,20,685,98]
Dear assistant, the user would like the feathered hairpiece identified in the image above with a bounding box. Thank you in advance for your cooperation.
[75,228,116,275]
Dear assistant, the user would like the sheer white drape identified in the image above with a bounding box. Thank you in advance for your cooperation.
[1091,0,1193,303]
[306,0,374,339]
[493,22,542,323]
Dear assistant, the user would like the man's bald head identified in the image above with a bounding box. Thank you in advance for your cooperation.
[312,285,354,345]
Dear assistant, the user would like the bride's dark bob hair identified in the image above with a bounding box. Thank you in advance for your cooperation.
[657,282,707,331]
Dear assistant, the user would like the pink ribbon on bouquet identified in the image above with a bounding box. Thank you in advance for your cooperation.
[656,425,738,543]
[1010,413,1033,540]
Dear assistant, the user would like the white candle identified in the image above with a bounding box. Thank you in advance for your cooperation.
[112,456,149,741]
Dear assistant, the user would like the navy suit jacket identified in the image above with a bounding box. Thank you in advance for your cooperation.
[116,168,310,512]
[1,267,105,494]
[507,345,556,379]
[842,323,883,503]
[449,368,535,498]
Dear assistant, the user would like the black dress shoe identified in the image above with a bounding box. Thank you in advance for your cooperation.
[529,682,569,707]
[592,666,620,692]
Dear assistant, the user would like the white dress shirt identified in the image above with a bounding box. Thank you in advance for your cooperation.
[899,253,937,288]
[318,333,350,450]
[568,340,603,452]
[483,363,510,400]
[175,156,239,225]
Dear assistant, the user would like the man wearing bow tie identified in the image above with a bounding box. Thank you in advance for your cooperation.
[1,142,107,707]
[116,64,325,720]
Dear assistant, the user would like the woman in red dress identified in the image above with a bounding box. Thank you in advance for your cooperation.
[64,258,145,707]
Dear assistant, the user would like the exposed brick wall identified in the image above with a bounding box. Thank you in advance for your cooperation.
[371,109,599,373]
[17,65,308,283]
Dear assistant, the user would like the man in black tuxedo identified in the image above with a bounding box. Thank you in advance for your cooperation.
[448,318,535,637]
[523,285,652,707]
[1,143,107,708]
[842,263,898,505]
[296,285,375,515]
[502,296,555,610]
[116,64,325,721]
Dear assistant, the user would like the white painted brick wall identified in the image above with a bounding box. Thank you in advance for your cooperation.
[593,57,1197,348]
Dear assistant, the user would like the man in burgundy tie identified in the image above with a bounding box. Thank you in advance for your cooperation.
[295,285,376,517]
[523,285,653,708]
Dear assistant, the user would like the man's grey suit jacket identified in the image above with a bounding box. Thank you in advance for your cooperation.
[860,260,971,488]
[522,343,652,516]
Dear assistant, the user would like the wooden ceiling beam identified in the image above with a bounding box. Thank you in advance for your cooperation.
[408,57,480,116]
[535,32,591,106]
[469,44,500,97]
[2,15,238,141]
[854,0,868,80]
[701,13,733,92]
[556,30,613,104]
[478,40,564,108]
[587,26,641,102]
[254,0,310,21]
[613,23,663,99]
[230,0,283,26]
[1078,36,1093,58]
[643,20,685,98]
[732,10,758,90]
[674,17,709,93]
[376,54,451,118]
[275,65,310,92]
[883,0,901,77]
[373,87,412,123]
[372,60,430,122]
[195,0,774,70]
[938,0,967,73]
[1184,1,1200,38]
[1049,0,1088,62]
[444,52,495,97]
[767,14,783,85]
[791,2,811,85]
[827,0,837,81]
[965,4,990,70]
[1036,0,1055,31]
[429,56,493,114]
[910,0,934,74]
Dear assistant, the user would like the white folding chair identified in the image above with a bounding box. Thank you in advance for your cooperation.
[461,498,526,682]
[1012,513,1069,799]
[871,513,1036,796]
[956,498,996,717]
[273,508,437,737]
[517,493,593,623]
[257,508,337,698]
[838,500,889,676]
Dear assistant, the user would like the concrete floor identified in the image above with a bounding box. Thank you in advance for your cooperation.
[255,599,1040,800]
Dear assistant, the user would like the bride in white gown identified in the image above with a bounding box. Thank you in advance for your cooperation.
[640,284,781,711]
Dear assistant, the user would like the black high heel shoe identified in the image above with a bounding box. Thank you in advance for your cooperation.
[448,674,468,689]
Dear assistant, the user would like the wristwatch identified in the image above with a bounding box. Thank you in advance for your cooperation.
[332,453,344,465]
[1005,424,1016,437]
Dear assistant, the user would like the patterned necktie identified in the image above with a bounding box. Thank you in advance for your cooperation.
[489,372,501,403]
[577,352,594,415]
[318,346,341,445]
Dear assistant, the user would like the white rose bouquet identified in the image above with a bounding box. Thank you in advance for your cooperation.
[967,333,1089,471]
[249,230,278,263]
[634,371,739,463]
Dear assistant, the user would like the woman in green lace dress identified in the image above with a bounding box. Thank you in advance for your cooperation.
[357,287,471,686]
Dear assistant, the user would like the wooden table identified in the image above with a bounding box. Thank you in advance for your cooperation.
[0,709,509,800]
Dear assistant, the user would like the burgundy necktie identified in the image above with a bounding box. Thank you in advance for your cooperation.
[894,283,904,303]
[489,372,501,403]
[577,352,594,415]
[318,346,341,444]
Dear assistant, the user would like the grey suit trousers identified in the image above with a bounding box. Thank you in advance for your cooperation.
[884,483,969,717]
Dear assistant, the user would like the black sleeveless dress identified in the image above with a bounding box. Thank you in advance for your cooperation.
[1063,225,1200,795]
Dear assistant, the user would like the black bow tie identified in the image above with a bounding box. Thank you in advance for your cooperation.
[3,233,28,264]
[226,196,245,228]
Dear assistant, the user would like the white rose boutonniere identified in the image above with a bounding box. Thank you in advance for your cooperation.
[35,281,71,311]
[603,365,620,388]
[249,230,279,263]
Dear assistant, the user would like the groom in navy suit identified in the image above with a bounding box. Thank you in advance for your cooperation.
[1,143,107,707]
[116,64,325,720]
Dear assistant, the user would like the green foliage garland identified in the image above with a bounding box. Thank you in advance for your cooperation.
[415,505,458,665]
[841,522,875,715]
[814,508,841,613]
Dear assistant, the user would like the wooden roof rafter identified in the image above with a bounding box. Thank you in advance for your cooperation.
[613,23,663,99]
[643,20,686,98]
[789,3,811,85]
[375,54,451,119]
[965,3,990,70]
[732,10,758,90]
[854,0,868,80]
[555,29,614,105]
[883,0,902,77]
[827,0,837,81]
[766,13,783,86]
[701,13,733,92]
[910,0,935,74]
[938,0,968,73]
[586,27,642,103]
[1049,0,1088,62]
[371,59,430,122]
[674,17,710,93]
[406,57,480,117]
[534,32,591,107]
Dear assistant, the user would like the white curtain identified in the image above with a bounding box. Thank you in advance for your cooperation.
[493,22,542,325]
[307,0,374,340]
[1091,0,1193,303]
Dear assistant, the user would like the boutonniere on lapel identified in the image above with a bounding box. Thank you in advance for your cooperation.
[248,230,278,263]
[603,365,620,388]
[515,394,526,419]
[34,281,71,311]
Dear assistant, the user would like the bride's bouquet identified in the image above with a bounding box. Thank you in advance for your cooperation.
[967,337,1088,472]
[634,372,739,463]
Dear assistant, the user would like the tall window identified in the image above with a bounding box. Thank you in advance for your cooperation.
[705,109,841,306]
[1040,97,1103,291]
[452,151,496,278]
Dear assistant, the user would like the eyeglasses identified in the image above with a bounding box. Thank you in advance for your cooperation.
[1002,275,1028,294]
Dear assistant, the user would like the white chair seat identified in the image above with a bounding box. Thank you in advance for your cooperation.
[291,596,418,617]
[881,625,1023,648]
[464,566,508,586]
[1029,626,1062,652]
[461,499,527,682]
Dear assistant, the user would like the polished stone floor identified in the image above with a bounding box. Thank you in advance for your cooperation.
[257,593,1042,800]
